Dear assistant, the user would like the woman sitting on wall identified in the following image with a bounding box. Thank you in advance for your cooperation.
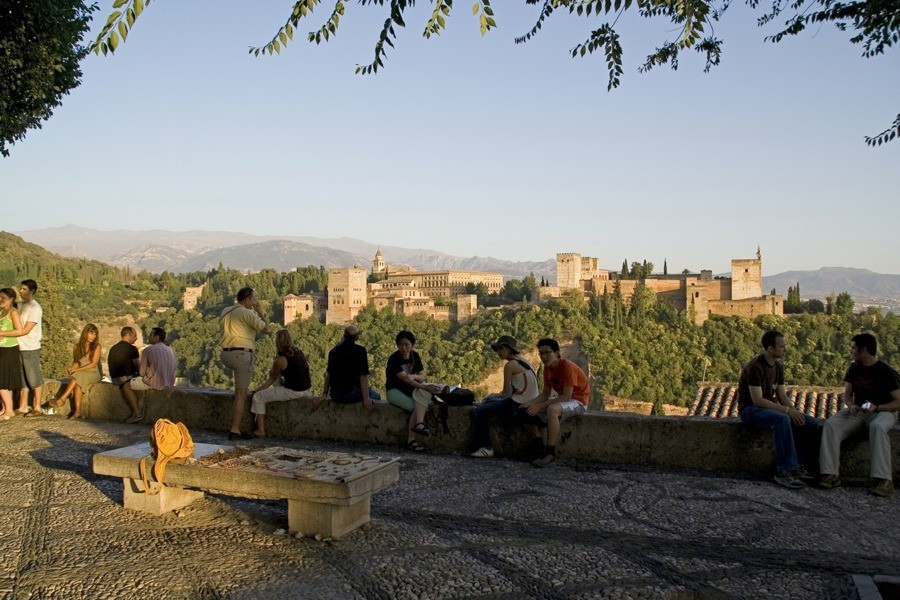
[51,323,102,420]
[0,288,24,420]
[385,330,441,451]
[249,329,313,438]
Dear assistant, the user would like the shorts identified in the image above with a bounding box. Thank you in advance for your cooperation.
[19,349,44,389]
[129,377,153,391]
[519,399,587,425]
[221,349,255,390]
[110,374,136,387]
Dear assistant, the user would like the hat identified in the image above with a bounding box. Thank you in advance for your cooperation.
[490,335,520,353]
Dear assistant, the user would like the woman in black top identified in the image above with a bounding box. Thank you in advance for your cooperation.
[250,329,312,438]
[386,330,439,450]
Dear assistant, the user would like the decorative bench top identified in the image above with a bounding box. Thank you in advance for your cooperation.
[94,442,400,505]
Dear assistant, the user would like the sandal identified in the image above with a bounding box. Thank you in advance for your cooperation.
[14,409,28,416]
[406,440,425,452]
[410,423,430,437]
[49,397,67,409]
[24,409,45,418]
[67,411,81,420]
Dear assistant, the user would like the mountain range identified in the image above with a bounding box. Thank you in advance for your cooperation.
[15,225,557,280]
[10,225,900,304]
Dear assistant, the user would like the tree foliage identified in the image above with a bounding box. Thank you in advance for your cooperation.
[91,0,900,144]
[0,0,95,156]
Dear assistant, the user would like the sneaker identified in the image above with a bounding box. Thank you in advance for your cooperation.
[124,414,142,424]
[791,467,816,482]
[773,471,804,489]
[870,479,894,497]
[818,474,842,489]
[532,453,557,468]
[470,447,494,458]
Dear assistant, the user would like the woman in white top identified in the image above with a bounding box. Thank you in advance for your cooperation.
[469,335,538,458]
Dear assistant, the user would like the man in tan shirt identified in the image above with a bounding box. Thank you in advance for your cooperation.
[220,286,271,439]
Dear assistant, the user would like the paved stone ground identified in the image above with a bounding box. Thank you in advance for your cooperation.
[1,416,898,599]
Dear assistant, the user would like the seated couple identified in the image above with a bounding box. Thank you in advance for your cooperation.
[108,326,176,423]
[471,336,590,468]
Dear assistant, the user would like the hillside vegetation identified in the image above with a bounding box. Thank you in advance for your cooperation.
[2,235,896,408]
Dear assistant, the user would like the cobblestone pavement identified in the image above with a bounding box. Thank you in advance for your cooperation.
[1,416,898,600]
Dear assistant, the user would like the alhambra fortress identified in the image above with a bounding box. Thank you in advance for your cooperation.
[181,248,783,326]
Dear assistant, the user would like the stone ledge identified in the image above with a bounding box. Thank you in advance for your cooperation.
[62,381,900,480]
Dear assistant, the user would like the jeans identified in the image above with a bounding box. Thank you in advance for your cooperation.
[739,405,820,472]
[331,386,381,404]
[471,394,520,449]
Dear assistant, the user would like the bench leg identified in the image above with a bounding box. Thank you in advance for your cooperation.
[288,497,370,539]
[122,478,204,515]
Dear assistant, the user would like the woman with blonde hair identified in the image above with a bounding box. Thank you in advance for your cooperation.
[249,329,312,438]
[0,288,24,420]
[51,323,102,419]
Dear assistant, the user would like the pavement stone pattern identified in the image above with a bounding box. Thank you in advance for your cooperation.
[1,415,897,599]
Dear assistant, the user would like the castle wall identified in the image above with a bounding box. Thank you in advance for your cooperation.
[707,295,784,321]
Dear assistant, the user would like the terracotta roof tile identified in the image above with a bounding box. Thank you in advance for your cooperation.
[690,382,844,419]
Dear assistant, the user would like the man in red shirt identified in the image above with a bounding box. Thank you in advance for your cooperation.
[520,338,590,467]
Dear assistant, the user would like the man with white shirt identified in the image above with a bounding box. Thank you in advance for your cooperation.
[15,280,44,417]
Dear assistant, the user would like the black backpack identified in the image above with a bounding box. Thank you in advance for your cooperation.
[431,387,476,434]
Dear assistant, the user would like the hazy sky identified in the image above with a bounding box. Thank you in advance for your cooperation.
[2,1,898,275]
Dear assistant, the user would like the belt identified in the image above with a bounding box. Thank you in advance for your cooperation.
[222,347,252,352]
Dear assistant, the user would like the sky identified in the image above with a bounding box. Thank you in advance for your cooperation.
[2,1,899,275]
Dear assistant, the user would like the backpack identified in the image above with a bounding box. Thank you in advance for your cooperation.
[139,419,195,496]
[431,387,476,434]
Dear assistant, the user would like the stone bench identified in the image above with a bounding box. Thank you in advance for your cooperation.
[93,442,400,539]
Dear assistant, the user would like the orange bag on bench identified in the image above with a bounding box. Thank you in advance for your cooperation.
[139,418,195,496]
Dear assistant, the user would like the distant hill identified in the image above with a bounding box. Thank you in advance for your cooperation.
[0,231,130,284]
[763,267,900,298]
[176,240,365,273]
[15,225,556,280]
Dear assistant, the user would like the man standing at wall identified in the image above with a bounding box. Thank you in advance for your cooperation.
[220,287,272,439]
[16,280,44,416]
[737,330,819,489]
[520,338,590,468]
[819,333,900,497]
[316,325,379,410]
[108,326,141,423]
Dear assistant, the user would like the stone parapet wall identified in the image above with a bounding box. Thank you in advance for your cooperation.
[69,382,898,481]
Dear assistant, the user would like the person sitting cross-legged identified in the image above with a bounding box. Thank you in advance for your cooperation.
[249,329,313,438]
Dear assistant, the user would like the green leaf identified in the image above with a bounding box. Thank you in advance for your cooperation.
[472,2,479,15]
[126,8,135,26]
[113,0,128,7]
[134,0,144,17]
[106,10,122,26]
[118,21,128,40]
[109,31,120,52]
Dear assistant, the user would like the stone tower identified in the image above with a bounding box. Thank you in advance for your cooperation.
[731,250,763,300]
[372,249,386,275]
[456,294,478,323]
[556,253,582,289]
[326,267,368,324]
